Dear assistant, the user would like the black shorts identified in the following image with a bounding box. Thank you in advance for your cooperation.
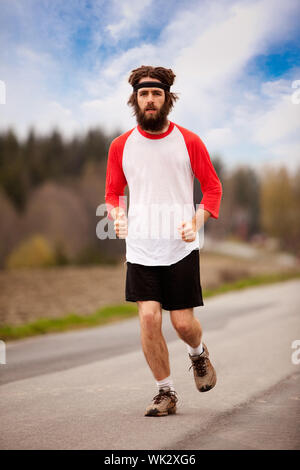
[125,249,204,311]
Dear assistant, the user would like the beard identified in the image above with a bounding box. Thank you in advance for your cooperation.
[135,100,170,132]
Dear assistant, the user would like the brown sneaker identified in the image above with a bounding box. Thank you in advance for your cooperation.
[145,389,178,417]
[189,343,217,392]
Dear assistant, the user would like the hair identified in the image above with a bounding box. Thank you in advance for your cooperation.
[127,65,179,113]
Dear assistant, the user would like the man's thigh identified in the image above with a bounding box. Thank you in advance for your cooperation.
[169,308,194,328]
[161,249,203,311]
[137,300,162,314]
[125,262,163,305]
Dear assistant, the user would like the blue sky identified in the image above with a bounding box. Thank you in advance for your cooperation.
[0,0,299,170]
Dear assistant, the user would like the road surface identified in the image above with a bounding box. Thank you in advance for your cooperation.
[0,280,299,450]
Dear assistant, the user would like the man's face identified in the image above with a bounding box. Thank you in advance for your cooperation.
[137,77,165,116]
[135,77,169,131]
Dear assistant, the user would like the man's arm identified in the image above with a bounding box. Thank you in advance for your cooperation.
[192,207,211,232]
[192,137,223,221]
[105,139,128,221]
[176,127,222,243]
[176,125,222,220]
[178,208,211,242]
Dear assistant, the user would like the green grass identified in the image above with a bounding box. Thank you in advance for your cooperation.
[1,271,300,342]
[204,271,300,297]
[0,304,138,342]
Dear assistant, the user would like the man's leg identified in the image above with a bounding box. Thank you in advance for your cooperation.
[170,308,217,393]
[170,307,202,348]
[138,300,178,417]
[137,300,170,381]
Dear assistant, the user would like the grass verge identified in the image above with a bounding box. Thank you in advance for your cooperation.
[1,271,300,342]
[0,304,138,342]
[204,271,300,297]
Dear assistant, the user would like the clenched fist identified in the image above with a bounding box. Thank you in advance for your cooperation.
[177,220,196,243]
[113,209,128,239]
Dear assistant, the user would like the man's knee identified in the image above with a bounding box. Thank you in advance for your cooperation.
[138,301,162,334]
[171,310,194,338]
[174,320,192,338]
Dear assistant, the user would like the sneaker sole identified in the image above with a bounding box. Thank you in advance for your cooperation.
[145,405,177,417]
[197,370,217,392]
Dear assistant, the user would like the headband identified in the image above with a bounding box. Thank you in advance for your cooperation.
[133,81,170,92]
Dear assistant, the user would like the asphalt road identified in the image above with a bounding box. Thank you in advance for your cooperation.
[0,280,300,450]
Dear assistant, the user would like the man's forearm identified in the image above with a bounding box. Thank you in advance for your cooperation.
[192,207,211,232]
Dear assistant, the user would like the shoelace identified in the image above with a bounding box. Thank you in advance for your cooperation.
[189,356,208,377]
[153,390,178,405]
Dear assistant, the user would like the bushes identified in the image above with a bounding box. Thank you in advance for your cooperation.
[5,235,57,268]
[5,235,119,269]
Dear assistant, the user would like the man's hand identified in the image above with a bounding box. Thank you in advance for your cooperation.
[177,219,197,243]
[112,208,128,239]
[177,208,211,243]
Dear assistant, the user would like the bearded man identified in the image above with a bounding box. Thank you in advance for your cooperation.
[105,65,222,417]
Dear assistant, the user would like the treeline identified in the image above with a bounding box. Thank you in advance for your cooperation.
[201,158,300,255]
[0,127,120,211]
[0,126,124,268]
[0,127,299,269]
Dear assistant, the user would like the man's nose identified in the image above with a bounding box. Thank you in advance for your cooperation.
[146,100,155,109]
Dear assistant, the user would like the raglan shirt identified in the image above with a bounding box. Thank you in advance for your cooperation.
[105,121,222,266]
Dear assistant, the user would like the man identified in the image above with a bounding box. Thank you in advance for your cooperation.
[105,65,222,417]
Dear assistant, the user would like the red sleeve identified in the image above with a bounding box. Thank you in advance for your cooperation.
[177,125,222,219]
[105,129,133,220]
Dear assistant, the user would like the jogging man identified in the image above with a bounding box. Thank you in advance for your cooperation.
[105,65,222,417]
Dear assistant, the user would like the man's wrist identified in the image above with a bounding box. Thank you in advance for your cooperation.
[111,206,125,220]
[192,209,211,232]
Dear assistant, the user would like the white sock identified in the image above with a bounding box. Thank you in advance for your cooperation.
[187,342,204,356]
[156,375,175,392]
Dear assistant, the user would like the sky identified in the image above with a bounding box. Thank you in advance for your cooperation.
[0,0,300,171]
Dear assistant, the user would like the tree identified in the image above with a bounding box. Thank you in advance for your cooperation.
[0,128,28,210]
[260,166,296,250]
[230,166,260,239]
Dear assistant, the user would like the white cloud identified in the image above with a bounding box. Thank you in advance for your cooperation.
[80,80,136,134]
[16,45,56,68]
[0,44,78,139]
[102,44,157,81]
[105,0,153,41]
[248,78,300,169]
[254,95,299,146]
[204,127,236,150]
[34,101,79,138]
[261,78,294,98]
[268,142,300,169]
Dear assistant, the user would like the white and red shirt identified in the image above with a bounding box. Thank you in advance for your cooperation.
[105,121,222,266]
